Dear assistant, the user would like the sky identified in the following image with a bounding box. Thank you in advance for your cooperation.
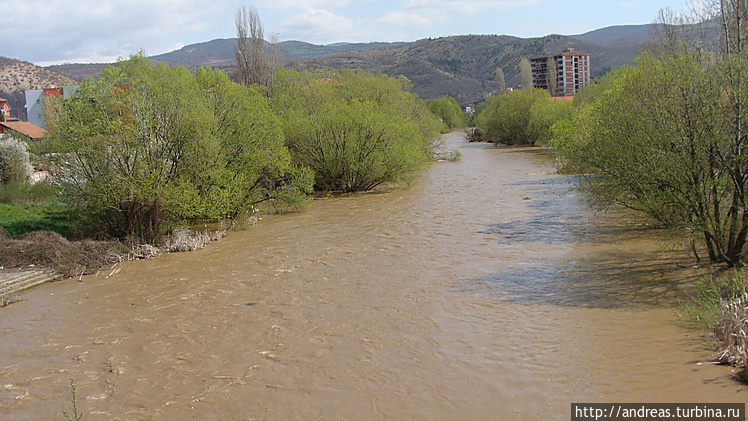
[2,0,695,66]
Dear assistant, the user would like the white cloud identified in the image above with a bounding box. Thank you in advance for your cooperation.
[377,10,435,27]
[2,0,232,64]
[620,2,638,8]
[279,9,356,43]
[404,0,539,13]
[256,0,350,9]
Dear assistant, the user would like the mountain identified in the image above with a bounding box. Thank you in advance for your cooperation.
[147,39,410,66]
[301,30,654,105]
[570,24,655,47]
[0,57,76,121]
[42,24,658,108]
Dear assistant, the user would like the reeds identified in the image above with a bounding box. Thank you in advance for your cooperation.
[0,292,19,308]
[714,292,748,381]
[165,227,227,253]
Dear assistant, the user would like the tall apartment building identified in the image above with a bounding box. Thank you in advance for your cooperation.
[530,48,590,97]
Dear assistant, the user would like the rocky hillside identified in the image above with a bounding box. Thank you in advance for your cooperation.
[303,33,646,105]
[45,24,661,107]
[0,57,76,121]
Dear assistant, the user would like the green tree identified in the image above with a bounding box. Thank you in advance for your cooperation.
[195,67,312,214]
[427,96,467,132]
[475,88,554,146]
[528,97,572,145]
[552,31,748,265]
[272,68,440,192]
[48,55,211,241]
[48,55,309,242]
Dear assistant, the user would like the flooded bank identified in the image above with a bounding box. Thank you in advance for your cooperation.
[1,132,745,420]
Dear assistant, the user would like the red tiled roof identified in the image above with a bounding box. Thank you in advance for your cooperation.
[0,121,46,139]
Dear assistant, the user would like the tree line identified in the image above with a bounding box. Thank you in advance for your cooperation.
[471,1,748,268]
[42,53,444,242]
[553,0,748,267]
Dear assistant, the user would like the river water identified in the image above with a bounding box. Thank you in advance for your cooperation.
[1,132,745,420]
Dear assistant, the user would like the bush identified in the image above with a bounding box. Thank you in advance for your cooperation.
[427,97,467,133]
[0,181,56,203]
[681,272,748,327]
[0,135,33,183]
[475,88,569,146]
[47,55,311,242]
[272,69,440,192]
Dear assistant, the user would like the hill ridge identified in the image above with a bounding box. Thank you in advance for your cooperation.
[2,23,657,115]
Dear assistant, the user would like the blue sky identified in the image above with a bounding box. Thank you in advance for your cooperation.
[2,0,694,65]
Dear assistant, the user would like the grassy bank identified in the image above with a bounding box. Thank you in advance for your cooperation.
[0,182,71,238]
[0,200,70,238]
[680,272,748,383]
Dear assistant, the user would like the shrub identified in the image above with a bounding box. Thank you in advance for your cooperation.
[0,135,33,183]
[427,97,467,132]
[475,88,567,146]
[47,55,311,242]
[680,272,748,382]
[272,69,440,192]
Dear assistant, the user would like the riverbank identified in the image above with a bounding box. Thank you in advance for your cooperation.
[0,224,236,304]
[1,131,744,420]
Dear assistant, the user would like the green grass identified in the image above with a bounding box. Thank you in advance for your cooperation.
[680,271,748,327]
[0,182,71,238]
[0,200,71,238]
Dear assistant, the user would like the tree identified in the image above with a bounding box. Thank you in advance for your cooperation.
[546,56,558,96]
[235,6,281,90]
[48,56,212,241]
[475,88,559,146]
[519,58,533,89]
[528,96,571,144]
[0,134,33,183]
[552,1,748,266]
[427,97,467,132]
[495,67,506,94]
[48,55,310,242]
[272,69,440,192]
[195,67,312,214]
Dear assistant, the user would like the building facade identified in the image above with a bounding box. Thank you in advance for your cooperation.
[25,85,79,129]
[530,48,590,97]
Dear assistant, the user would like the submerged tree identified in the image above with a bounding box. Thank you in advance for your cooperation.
[272,69,440,192]
[427,96,467,132]
[47,55,310,242]
[553,0,748,266]
[475,88,568,146]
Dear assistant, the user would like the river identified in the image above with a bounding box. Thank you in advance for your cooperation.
[0,132,745,420]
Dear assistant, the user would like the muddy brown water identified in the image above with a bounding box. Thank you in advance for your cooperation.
[1,132,745,420]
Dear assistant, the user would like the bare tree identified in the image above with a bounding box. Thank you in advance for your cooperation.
[235,6,278,89]
[519,58,533,89]
[494,67,506,94]
[267,32,283,92]
[546,56,558,96]
[651,3,721,55]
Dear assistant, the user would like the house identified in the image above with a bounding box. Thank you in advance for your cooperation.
[25,85,79,129]
[0,120,46,140]
[0,97,10,121]
[0,97,46,139]
[530,48,591,97]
